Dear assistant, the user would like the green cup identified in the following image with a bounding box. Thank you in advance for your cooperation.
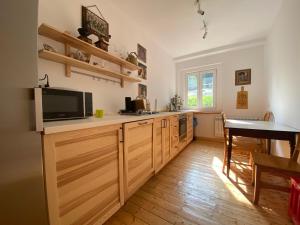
[95,109,104,118]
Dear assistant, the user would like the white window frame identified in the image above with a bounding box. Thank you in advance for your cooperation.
[183,69,217,110]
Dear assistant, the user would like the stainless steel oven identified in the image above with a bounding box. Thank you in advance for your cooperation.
[179,114,187,140]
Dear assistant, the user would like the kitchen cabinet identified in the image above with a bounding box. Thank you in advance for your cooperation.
[153,117,171,173]
[171,113,193,154]
[163,118,172,164]
[187,112,194,144]
[41,113,194,225]
[178,137,188,151]
[42,124,124,225]
[170,115,180,157]
[123,119,154,200]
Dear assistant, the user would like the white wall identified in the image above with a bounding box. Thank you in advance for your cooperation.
[176,45,268,138]
[38,0,175,114]
[265,0,300,157]
[193,113,220,139]
[176,45,268,117]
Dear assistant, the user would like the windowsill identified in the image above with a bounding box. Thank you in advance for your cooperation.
[183,108,221,114]
[193,111,221,114]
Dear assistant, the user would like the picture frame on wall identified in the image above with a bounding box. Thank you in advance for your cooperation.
[137,43,147,63]
[138,62,147,80]
[82,6,109,39]
[235,69,251,86]
[138,84,147,98]
[236,86,248,109]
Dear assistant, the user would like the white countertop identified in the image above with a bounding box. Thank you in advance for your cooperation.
[43,111,193,134]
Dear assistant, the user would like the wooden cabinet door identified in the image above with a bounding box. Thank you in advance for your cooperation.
[163,118,171,165]
[42,124,124,225]
[170,115,179,158]
[187,113,193,144]
[153,118,164,173]
[153,117,171,173]
[123,119,154,199]
[178,137,187,152]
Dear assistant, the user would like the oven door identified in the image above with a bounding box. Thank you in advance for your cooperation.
[42,88,84,121]
[179,117,187,140]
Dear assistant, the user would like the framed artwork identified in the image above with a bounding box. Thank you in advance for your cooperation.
[235,69,251,86]
[138,62,147,80]
[137,44,147,63]
[138,84,147,98]
[236,87,248,109]
[82,6,109,39]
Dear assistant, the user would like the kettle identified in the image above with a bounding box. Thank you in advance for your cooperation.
[126,52,138,65]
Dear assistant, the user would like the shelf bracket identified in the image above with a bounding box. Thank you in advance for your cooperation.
[64,44,71,77]
[120,65,125,88]
[120,65,125,75]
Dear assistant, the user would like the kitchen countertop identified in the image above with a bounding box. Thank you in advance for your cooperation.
[43,111,194,134]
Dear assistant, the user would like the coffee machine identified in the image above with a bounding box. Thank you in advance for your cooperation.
[120,97,147,115]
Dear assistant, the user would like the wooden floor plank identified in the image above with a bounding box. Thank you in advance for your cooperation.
[129,195,198,225]
[105,141,293,225]
[122,201,172,225]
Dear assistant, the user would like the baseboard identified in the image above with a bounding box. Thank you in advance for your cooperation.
[194,136,224,143]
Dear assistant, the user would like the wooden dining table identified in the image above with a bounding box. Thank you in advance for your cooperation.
[225,119,299,177]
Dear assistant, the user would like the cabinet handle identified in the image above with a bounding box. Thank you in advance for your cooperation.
[163,119,167,128]
[118,128,124,142]
[161,119,165,128]
[138,121,149,126]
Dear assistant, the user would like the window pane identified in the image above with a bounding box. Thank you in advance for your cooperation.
[202,73,214,108]
[187,74,198,107]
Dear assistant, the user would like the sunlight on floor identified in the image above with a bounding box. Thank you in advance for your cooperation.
[105,141,292,225]
[211,156,252,205]
[211,155,280,220]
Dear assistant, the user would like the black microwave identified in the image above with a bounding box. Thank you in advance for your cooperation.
[34,88,93,123]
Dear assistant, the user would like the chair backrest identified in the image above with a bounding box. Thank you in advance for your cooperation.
[263,111,275,122]
[221,112,228,142]
[292,135,300,162]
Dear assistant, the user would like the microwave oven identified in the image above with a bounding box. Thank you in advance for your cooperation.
[34,88,93,128]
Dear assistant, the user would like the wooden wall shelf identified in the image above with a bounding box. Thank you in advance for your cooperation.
[39,50,141,84]
[38,23,140,71]
[38,23,142,87]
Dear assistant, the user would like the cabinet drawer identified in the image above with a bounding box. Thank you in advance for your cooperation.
[124,119,153,129]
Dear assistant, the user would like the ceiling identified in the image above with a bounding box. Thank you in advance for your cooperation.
[109,0,282,58]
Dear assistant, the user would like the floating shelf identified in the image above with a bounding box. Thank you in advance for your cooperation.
[38,23,140,71]
[39,50,141,84]
[38,23,142,87]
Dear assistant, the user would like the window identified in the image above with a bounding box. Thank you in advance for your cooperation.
[185,69,216,109]
[187,74,198,107]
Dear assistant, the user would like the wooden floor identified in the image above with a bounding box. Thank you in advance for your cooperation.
[104,141,293,225]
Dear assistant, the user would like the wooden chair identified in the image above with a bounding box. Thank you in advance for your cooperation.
[263,111,275,122]
[260,111,275,153]
[221,112,258,172]
[252,135,300,205]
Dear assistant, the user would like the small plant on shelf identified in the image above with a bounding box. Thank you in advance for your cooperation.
[169,94,183,112]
